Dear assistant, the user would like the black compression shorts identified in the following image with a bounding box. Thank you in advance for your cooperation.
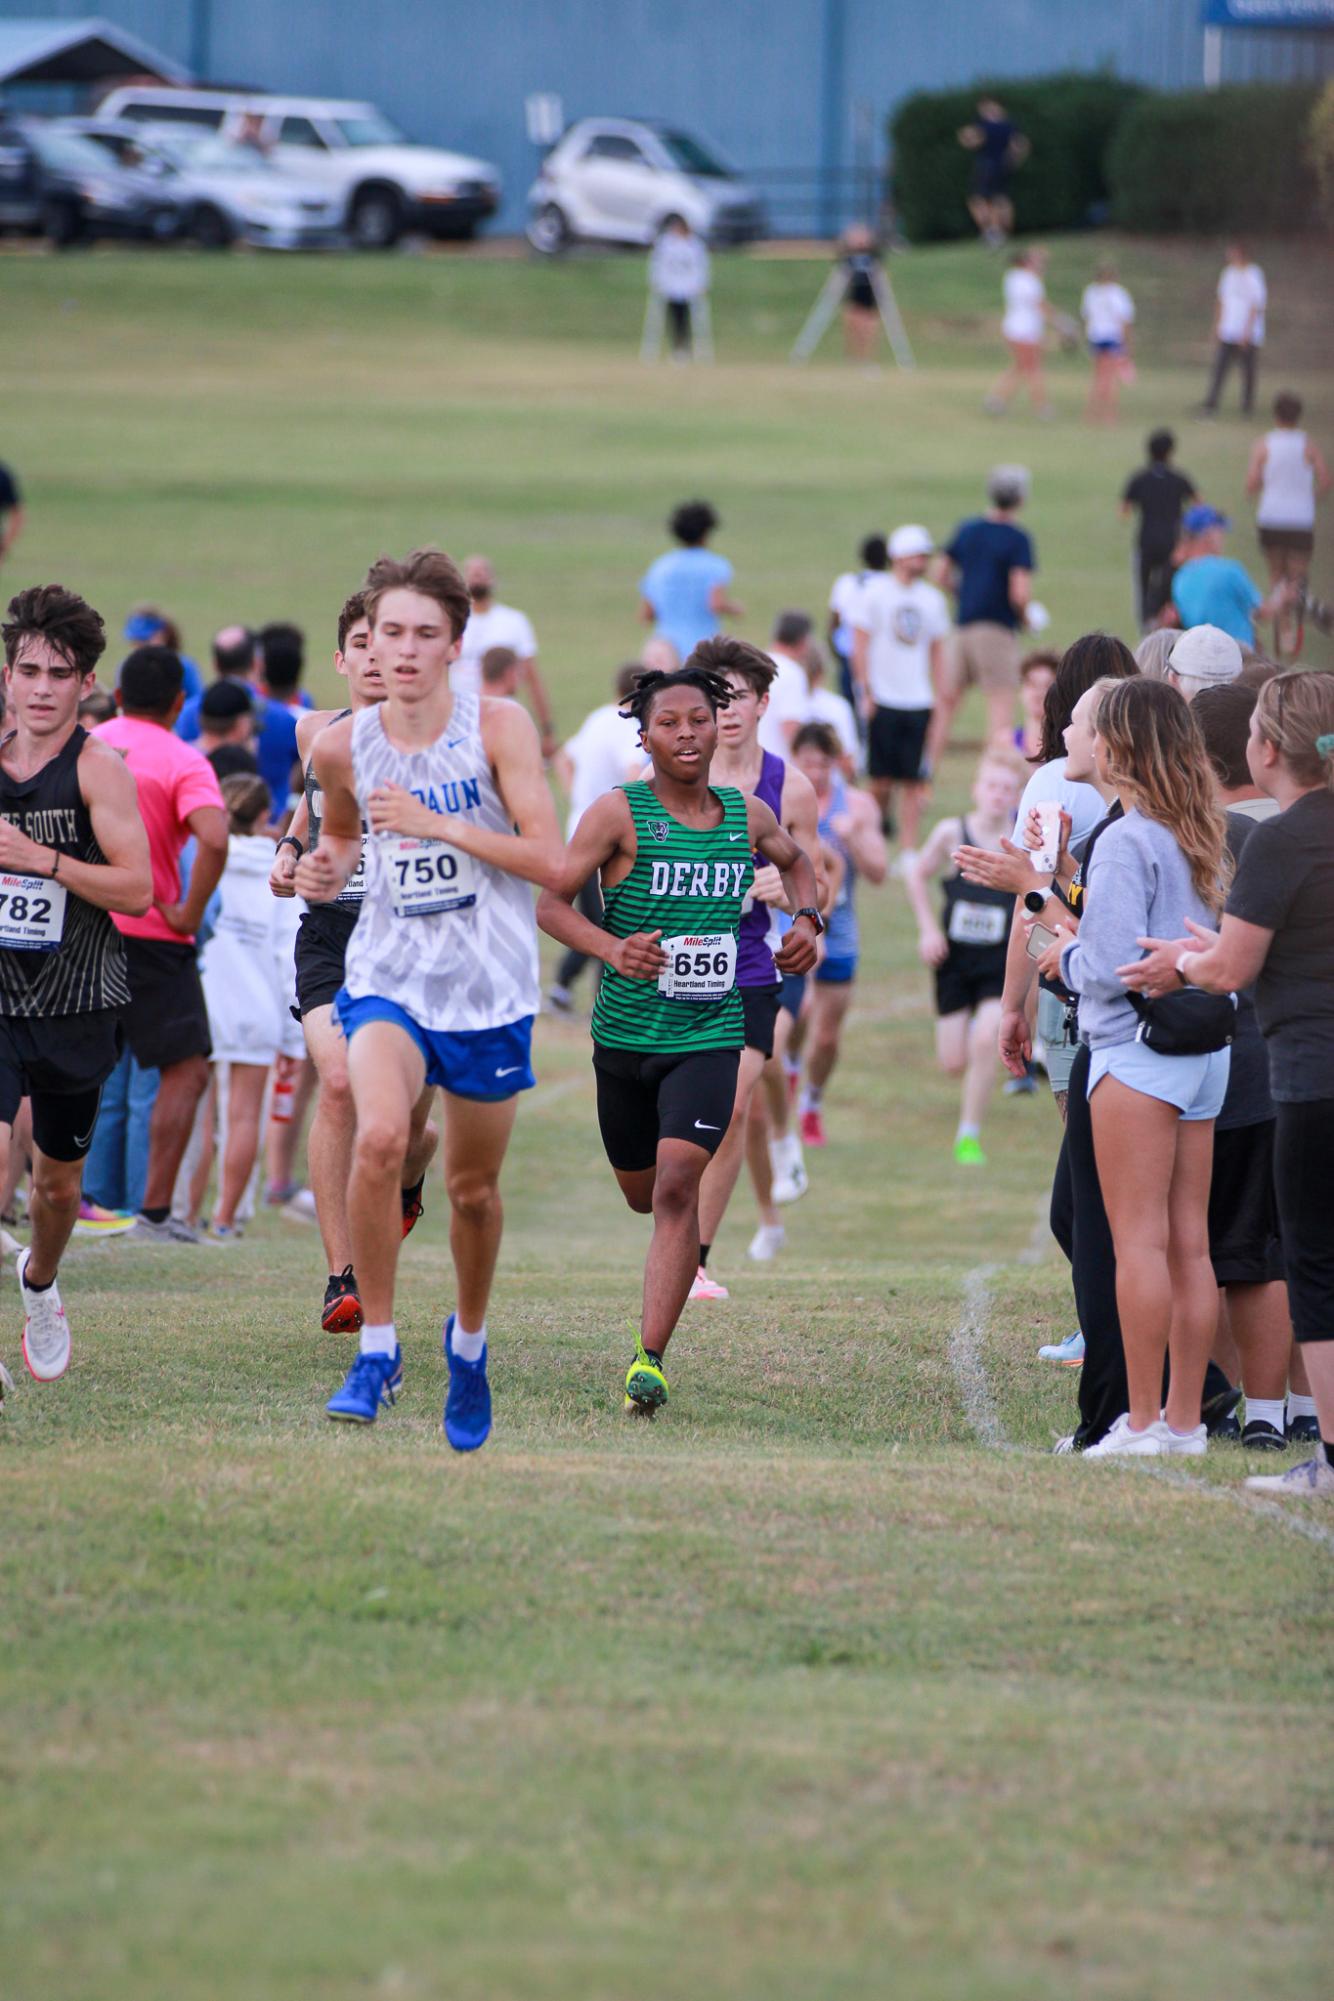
[294,903,359,1019]
[592,1044,740,1173]
[0,1009,120,1160]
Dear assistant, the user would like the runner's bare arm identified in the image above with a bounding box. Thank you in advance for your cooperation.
[270,790,309,896]
[16,737,153,917]
[746,796,819,974]
[365,703,565,892]
[536,793,665,979]
[157,803,229,936]
[293,720,360,902]
[839,788,889,884]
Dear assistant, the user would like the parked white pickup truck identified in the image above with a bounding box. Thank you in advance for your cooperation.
[97,84,501,246]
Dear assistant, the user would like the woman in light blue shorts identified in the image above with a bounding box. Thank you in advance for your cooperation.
[1047,680,1233,1460]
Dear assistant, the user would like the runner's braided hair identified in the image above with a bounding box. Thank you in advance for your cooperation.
[619,664,734,729]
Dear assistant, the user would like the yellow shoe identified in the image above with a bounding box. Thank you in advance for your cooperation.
[624,1336,668,1415]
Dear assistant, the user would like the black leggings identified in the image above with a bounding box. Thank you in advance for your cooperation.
[1273,1096,1334,1342]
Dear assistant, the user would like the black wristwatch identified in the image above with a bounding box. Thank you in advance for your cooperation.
[793,905,825,935]
[1023,889,1047,916]
[276,835,304,859]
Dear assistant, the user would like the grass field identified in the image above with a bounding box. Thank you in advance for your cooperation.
[2,233,1333,2001]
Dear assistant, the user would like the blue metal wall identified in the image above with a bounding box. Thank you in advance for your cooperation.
[2,0,1330,231]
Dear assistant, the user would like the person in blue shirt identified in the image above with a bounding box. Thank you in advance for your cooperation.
[930,466,1035,766]
[123,607,202,698]
[177,623,300,821]
[1171,504,1282,648]
[638,499,742,664]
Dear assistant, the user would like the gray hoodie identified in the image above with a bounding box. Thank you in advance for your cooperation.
[1060,808,1218,1049]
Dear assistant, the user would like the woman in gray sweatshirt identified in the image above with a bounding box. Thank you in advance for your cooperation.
[1038,679,1231,1460]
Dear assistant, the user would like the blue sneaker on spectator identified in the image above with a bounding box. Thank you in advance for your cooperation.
[1038,1330,1085,1367]
[443,1313,492,1453]
[326,1347,402,1424]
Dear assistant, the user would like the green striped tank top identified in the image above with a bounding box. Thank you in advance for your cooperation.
[591,781,753,1053]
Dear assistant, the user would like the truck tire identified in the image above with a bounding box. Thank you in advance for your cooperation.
[349,185,404,249]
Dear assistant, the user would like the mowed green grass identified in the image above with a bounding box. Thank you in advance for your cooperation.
[2,235,1333,2001]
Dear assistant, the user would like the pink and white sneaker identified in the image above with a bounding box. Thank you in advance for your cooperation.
[688,1267,729,1302]
[18,1246,71,1382]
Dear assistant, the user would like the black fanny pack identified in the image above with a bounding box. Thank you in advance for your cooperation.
[1129,987,1237,1057]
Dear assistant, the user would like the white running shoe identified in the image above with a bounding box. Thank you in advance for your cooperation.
[17,1246,70,1382]
[747,1223,786,1263]
[688,1267,729,1302]
[1082,1413,1167,1459]
[771,1156,809,1205]
[1245,1456,1334,1498]
[1158,1422,1207,1456]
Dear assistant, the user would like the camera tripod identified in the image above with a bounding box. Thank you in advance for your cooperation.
[789,261,915,369]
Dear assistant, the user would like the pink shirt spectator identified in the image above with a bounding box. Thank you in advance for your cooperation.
[94,716,224,944]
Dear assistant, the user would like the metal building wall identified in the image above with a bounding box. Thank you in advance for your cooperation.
[0,0,1329,231]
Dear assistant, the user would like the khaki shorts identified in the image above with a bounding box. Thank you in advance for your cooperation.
[942,622,1021,698]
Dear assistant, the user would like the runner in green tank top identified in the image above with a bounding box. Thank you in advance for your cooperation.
[538,663,820,1414]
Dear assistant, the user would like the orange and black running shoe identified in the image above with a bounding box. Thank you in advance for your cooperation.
[321,1265,363,1334]
[400,1176,426,1240]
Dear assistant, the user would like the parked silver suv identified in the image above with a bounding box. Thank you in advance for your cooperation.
[527,119,765,255]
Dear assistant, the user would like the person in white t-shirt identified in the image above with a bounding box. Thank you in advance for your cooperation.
[760,610,815,758]
[648,217,711,361]
[545,662,645,1013]
[1202,242,1267,417]
[826,532,886,712]
[1080,262,1135,426]
[798,638,858,774]
[456,555,555,758]
[852,524,951,852]
[1245,389,1330,598]
[985,248,1058,419]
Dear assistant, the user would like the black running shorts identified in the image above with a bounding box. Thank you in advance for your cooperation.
[741,982,783,1060]
[868,704,932,783]
[592,1044,741,1173]
[294,904,358,1019]
[0,1009,120,1160]
[120,937,211,1069]
[1273,1098,1334,1343]
[1208,1119,1285,1289]
[934,946,1007,1018]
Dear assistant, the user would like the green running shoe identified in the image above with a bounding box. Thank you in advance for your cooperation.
[624,1336,668,1415]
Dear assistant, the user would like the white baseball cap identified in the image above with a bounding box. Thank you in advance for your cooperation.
[1169,624,1244,686]
[889,524,934,560]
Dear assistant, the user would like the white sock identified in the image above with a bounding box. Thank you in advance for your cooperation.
[1287,1392,1317,1423]
[783,1052,800,1080]
[453,1320,486,1362]
[360,1321,397,1358]
[1245,1396,1287,1434]
[800,1084,822,1114]
[956,1122,980,1142]
[770,1131,795,1170]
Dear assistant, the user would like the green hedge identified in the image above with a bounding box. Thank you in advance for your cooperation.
[889,75,1144,244]
[1106,85,1323,234]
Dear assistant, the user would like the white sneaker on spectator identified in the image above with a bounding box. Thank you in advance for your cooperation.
[1158,1422,1207,1456]
[1245,1456,1334,1498]
[747,1224,785,1263]
[1082,1414,1166,1459]
[17,1246,71,1382]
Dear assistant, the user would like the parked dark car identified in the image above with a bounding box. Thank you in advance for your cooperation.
[0,119,181,245]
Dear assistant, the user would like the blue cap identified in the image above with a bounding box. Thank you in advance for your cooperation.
[124,611,162,642]
[1183,504,1229,535]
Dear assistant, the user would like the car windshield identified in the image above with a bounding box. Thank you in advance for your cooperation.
[658,131,731,179]
[334,113,404,147]
[31,130,112,174]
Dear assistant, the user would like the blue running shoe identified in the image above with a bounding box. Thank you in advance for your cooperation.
[326,1346,402,1423]
[1038,1330,1085,1367]
[443,1313,491,1452]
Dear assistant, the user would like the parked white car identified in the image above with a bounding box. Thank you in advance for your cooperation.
[96,85,501,247]
[64,122,344,249]
[526,119,766,255]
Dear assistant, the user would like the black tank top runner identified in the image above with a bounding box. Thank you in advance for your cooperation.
[940,817,1015,958]
[0,724,129,1017]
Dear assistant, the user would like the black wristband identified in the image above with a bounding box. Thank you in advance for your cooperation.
[49,847,61,880]
[276,835,304,859]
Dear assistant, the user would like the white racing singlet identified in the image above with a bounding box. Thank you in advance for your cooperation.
[342,692,540,1032]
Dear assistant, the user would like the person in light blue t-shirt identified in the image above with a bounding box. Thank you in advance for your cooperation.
[638,499,741,663]
[1171,503,1281,646]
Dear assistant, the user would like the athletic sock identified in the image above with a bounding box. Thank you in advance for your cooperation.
[956,1122,980,1142]
[140,1206,169,1225]
[698,1243,711,1268]
[643,1348,663,1367]
[1287,1392,1317,1425]
[799,1084,823,1114]
[453,1321,486,1363]
[359,1321,397,1358]
[22,1269,55,1294]
[1245,1397,1287,1435]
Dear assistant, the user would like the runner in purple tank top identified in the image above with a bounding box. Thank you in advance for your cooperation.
[683,638,824,1298]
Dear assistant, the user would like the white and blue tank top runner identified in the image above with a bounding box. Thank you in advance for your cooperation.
[342,692,540,1032]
